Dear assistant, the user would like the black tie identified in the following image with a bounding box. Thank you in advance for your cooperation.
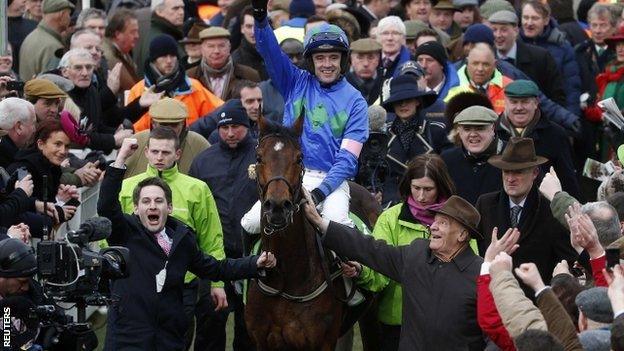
[504,57,515,66]
[510,205,522,228]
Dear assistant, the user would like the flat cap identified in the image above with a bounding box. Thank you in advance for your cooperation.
[480,0,514,19]
[504,79,540,98]
[575,287,614,324]
[36,73,74,92]
[454,106,498,125]
[488,10,519,25]
[149,98,188,123]
[24,79,67,99]
[453,0,478,7]
[199,27,230,40]
[404,20,429,39]
[350,38,381,53]
[433,0,456,10]
[42,0,74,14]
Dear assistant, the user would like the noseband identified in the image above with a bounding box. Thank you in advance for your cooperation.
[256,134,305,235]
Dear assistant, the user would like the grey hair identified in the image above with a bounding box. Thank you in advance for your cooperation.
[58,48,94,68]
[70,29,101,49]
[0,98,35,130]
[377,16,406,36]
[587,3,618,28]
[582,201,622,247]
[76,8,107,28]
[151,0,166,12]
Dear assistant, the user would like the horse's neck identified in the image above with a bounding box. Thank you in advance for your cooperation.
[261,212,326,287]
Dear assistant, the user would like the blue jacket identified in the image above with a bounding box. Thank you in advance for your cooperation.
[255,18,369,197]
[384,45,412,79]
[438,61,460,102]
[496,60,579,132]
[521,18,582,116]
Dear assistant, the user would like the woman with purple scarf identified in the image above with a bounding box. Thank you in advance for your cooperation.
[347,154,476,351]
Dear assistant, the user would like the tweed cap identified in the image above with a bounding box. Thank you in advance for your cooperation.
[454,106,498,125]
[505,79,540,98]
[576,287,613,324]
[479,0,515,19]
[453,0,478,7]
[149,98,188,123]
[199,27,231,40]
[404,20,429,39]
[433,0,456,10]
[350,38,381,53]
[489,10,519,25]
[42,0,74,14]
[24,79,67,99]
[36,73,74,92]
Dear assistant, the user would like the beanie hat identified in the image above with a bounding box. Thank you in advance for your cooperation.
[149,34,179,62]
[216,99,250,128]
[463,23,495,47]
[289,0,315,19]
[414,41,448,66]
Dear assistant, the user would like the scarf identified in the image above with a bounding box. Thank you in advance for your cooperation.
[596,62,624,108]
[144,62,190,97]
[407,195,447,226]
[463,137,500,164]
[500,108,541,137]
[201,57,233,99]
[391,114,421,151]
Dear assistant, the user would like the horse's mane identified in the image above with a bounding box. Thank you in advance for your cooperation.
[259,119,301,145]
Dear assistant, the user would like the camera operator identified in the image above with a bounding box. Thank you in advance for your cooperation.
[97,138,276,351]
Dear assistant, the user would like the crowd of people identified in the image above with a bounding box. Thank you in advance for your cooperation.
[1,0,624,349]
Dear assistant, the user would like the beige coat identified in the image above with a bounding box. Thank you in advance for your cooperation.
[19,22,65,80]
[123,129,209,178]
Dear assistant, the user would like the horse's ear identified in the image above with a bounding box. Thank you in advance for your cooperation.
[293,106,304,137]
[258,109,268,137]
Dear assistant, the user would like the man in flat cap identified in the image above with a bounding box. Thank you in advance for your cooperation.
[186,26,261,101]
[487,10,566,106]
[19,0,74,80]
[130,34,224,132]
[102,8,141,93]
[476,137,577,296]
[124,97,209,178]
[496,79,581,199]
[117,120,226,349]
[23,78,67,122]
[346,38,383,105]
[441,105,503,204]
[189,99,258,351]
[305,191,519,350]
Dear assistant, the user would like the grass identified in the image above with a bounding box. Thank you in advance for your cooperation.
[90,310,364,351]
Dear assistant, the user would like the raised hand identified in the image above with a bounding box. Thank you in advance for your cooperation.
[538,166,562,201]
[57,184,78,203]
[251,0,268,21]
[484,227,520,263]
[552,259,572,277]
[489,252,513,275]
[107,62,122,94]
[114,128,134,147]
[515,263,546,292]
[603,264,624,315]
[138,86,164,108]
[114,138,139,168]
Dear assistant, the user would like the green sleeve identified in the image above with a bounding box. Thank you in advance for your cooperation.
[355,211,392,292]
[118,179,137,214]
[192,183,226,288]
[550,191,577,229]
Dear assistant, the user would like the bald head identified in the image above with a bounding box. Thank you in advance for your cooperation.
[467,43,496,86]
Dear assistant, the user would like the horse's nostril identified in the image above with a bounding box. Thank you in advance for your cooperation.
[263,199,274,211]
[283,200,294,212]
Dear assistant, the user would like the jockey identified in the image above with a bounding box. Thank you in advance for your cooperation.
[241,1,369,233]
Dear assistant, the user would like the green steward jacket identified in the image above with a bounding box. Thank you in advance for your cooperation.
[357,202,478,325]
[118,163,225,286]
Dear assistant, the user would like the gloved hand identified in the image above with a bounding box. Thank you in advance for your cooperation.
[310,188,326,206]
[251,0,268,21]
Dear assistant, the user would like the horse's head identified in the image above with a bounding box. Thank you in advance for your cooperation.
[255,115,305,232]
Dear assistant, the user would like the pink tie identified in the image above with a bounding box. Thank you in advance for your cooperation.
[155,231,171,256]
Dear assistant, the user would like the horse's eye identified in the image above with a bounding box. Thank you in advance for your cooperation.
[256,156,262,163]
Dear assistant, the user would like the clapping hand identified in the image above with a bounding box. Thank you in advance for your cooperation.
[7,223,31,244]
[515,263,546,292]
[538,166,562,202]
[603,264,624,315]
[57,184,78,203]
[489,252,513,275]
[566,203,604,258]
[552,259,572,277]
[107,63,122,94]
[484,227,520,263]
[138,86,164,108]
[257,251,276,268]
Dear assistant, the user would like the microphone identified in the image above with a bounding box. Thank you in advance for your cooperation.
[368,105,387,133]
[67,217,112,244]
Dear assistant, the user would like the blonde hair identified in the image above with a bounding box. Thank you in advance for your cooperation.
[63,97,82,122]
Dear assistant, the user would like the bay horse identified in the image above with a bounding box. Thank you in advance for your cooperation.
[246,115,379,351]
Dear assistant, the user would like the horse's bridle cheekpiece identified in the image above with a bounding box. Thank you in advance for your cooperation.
[255,133,306,235]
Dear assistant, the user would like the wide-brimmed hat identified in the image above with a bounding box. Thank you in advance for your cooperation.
[382,75,437,112]
[430,195,483,239]
[605,25,624,50]
[488,137,548,170]
[180,22,210,44]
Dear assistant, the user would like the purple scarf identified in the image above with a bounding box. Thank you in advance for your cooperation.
[406,195,447,226]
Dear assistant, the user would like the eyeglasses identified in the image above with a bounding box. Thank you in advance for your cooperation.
[70,64,95,71]
[380,31,404,37]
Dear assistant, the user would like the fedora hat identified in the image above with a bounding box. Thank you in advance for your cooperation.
[430,195,483,239]
[382,75,437,112]
[488,137,548,170]
[180,22,210,44]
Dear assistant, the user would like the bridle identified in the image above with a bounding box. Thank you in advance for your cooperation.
[255,133,306,235]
